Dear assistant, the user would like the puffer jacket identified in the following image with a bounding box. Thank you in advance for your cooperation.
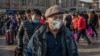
[78,16,86,30]
[72,17,78,29]
[26,24,79,56]
[18,20,42,48]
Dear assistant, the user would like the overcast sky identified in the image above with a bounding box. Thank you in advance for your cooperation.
[80,0,93,2]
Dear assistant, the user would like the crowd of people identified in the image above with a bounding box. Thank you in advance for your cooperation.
[0,5,99,56]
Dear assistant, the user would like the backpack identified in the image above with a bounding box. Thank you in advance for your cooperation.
[11,18,18,29]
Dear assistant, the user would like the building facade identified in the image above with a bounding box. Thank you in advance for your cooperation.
[79,1,92,9]
[0,0,78,11]
[92,0,99,8]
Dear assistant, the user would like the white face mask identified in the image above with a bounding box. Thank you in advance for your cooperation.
[51,19,63,30]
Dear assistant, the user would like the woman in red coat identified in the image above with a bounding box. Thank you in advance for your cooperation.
[77,13,91,45]
[72,13,79,33]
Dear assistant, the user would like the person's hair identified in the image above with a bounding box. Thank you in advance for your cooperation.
[91,11,96,15]
[72,13,77,17]
[88,10,96,20]
[32,9,42,16]
[65,11,69,14]
[25,10,31,14]
[42,15,46,20]
[19,10,25,15]
[78,12,83,16]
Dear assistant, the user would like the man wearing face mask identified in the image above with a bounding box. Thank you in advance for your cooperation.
[26,5,79,56]
[16,9,42,55]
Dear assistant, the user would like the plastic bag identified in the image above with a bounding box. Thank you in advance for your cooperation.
[87,27,94,36]
[73,33,78,40]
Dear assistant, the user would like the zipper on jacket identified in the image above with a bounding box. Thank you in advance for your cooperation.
[54,35,57,45]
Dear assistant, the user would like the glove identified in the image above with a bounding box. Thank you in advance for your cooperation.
[15,47,23,56]
[15,47,23,53]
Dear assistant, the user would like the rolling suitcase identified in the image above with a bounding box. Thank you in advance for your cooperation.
[5,29,14,45]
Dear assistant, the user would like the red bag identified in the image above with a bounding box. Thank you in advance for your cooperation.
[5,29,14,44]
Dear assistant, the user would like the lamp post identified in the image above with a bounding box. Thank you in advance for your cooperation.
[18,0,20,10]
[81,3,85,11]
[94,3,97,9]
[82,3,85,8]
[8,0,11,9]
[99,0,100,8]
[59,0,62,6]
[29,3,32,9]
[76,0,79,7]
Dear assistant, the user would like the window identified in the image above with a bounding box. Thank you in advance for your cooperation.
[34,0,39,6]
[70,8,76,11]
[22,0,26,5]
